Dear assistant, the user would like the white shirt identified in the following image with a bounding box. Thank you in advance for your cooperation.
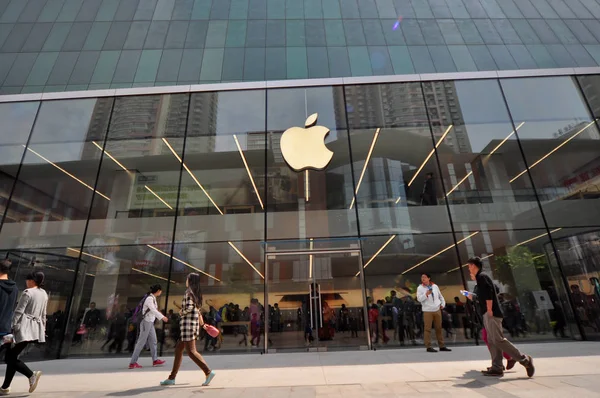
[417,283,446,313]
[142,294,164,323]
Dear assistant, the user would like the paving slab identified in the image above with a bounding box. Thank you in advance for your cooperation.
[0,342,598,397]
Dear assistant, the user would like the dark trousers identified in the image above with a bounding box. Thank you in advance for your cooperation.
[2,342,33,389]
[168,340,211,380]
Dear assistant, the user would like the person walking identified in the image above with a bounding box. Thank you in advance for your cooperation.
[160,273,216,387]
[417,273,451,353]
[0,260,17,364]
[128,284,167,369]
[466,257,535,377]
[1,271,47,395]
[466,271,514,371]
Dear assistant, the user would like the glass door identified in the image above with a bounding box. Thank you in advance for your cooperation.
[265,249,369,352]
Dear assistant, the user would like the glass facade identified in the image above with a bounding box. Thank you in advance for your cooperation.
[5,0,600,93]
[2,73,600,360]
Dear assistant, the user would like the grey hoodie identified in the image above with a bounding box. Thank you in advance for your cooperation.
[0,279,18,335]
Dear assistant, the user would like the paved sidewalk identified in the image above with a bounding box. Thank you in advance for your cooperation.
[0,342,599,397]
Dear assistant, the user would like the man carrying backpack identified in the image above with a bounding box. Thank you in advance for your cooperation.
[128,285,168,369]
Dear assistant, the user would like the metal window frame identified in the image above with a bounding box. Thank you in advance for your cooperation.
[1,67,599,104]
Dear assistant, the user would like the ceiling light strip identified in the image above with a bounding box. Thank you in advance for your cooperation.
[92,141,132,175]
[67,247,113,263]
[408,125,453,187]
[162,138,224,215]
[24,146,110,201]
[446,254,494,273]
[355,234,397,277]
[309,238,314,279]
[350,128,381,210]
[305,170,310,202]
[228,241,265,279]
[510,120,597,183]
[487,122,525,157]
[145,185,173,210]
[132,267,176,284]
[233,135,264,210]
[402,231,479,275]
[146,244,221,282]
[514,228,562,247]
[446,171,473,197]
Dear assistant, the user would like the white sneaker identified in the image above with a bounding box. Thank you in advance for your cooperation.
[29,371,42,393]
[0,387,10,395]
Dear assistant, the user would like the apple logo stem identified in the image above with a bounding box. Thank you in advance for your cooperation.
[280,113,334,172]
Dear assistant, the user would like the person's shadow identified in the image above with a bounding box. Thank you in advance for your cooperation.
[452,370,501,389]
[106,384,190,396]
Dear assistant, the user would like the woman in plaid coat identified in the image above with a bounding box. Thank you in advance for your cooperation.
[160,273,216,387]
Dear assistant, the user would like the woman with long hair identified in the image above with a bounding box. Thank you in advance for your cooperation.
[160,273,216,387]
[1,271,48,395]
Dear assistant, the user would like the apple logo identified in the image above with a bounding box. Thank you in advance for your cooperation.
[280,113,333,172]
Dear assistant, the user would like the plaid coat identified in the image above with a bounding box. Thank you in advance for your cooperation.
[179,291,200,342]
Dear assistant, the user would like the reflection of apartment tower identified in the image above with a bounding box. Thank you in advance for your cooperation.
[81,98,116,159]
[187,93,219,153]
[579,78,600,117]
[422,82,471,153]
[84,95,200,158]
[336,84,428,128]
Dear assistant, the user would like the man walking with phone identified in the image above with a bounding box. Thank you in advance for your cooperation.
[417,273,451,353]
[467,257,535,377]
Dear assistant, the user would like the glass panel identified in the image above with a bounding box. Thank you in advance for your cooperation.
[266,87,356,240]
[163,240,265,353]
[1,248,78,360]
[103,21,131,51]
[501,77,600,229]
[0,98,113,250]
[346,83,452,235]
[362,233,461,347]
[454,228,580,342]
[551,227,600,340]
[266,250,367,351]
[0,101,39,227]
[22,23,54,52]
[174,90,265,243]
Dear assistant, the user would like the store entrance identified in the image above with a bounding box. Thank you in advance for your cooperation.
[264,248,370,352]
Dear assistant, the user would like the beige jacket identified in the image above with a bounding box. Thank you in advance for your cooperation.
[12,287,48,344]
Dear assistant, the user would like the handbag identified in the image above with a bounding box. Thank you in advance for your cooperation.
[203,324,220,338]
[200,313,220,338]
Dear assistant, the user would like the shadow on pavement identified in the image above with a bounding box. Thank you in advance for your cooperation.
[105,384,190,396]
[5,341,595,375]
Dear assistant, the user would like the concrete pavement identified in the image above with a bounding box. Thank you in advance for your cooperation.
[0,341,599,397]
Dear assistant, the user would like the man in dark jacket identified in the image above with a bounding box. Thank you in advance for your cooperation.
[467,257,535,377]
[0,259,18,356]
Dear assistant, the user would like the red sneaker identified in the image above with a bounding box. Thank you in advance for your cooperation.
[129,363,142,369]
[153,359,165,367]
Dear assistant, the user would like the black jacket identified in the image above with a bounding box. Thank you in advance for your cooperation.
[0,279,18,335]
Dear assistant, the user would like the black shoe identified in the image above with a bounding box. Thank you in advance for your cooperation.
[439,347,452,352]
[481,368,504,377]
[427,347,437,353]
[520,355,535,378]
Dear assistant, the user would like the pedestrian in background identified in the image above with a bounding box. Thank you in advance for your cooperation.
[0,260,17,364]
[128,284,167,369]
[161,273,216,387]
[467,257,535,377]
[1,271,48,395]
[417,273,451,353]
